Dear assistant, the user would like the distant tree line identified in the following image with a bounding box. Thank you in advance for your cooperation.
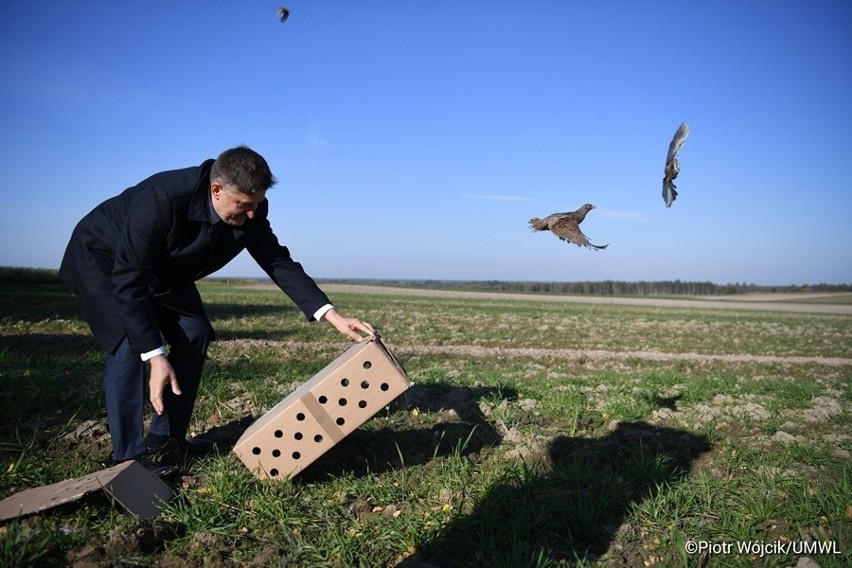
[1,268,850,296]
[315,278,852,296]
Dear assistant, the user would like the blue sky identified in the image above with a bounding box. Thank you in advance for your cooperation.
[2,1,851,285]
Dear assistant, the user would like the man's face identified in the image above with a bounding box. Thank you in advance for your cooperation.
[211,182,267,226]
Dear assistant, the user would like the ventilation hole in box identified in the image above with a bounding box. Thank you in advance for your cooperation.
[314,434,323,443]
[318,395,328,404]
[252,447,261,455]
[360,380,370,389]
[358,400,367,409]
[336,417,345,426]
[272,449,281,458]
[338,398,348,406]
[292,451,301,460]
[274,430,283,438]
[363,361,372,369]
[381,383,390,391]
[294,432,303,440]
[270,469,279,477]
[296,412,306,421]
[341,378,350,387]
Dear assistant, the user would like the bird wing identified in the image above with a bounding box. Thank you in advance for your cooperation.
[550,216,597,248]
[665,122,689,164]
[662,123,689,207]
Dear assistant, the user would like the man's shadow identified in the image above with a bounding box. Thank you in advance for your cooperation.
[297,383,512,482]
[400,421,711,566]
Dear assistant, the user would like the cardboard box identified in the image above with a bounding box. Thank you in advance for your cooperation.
[233,336,410,480]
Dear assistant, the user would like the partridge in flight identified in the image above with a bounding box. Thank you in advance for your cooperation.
[529,203,608,250]
[662,122,689,208]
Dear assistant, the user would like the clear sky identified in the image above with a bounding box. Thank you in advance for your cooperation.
[2,1,851,286]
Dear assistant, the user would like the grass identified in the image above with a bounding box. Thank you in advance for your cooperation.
[0,272,850,567]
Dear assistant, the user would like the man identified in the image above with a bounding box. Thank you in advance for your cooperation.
[60,145,374,477]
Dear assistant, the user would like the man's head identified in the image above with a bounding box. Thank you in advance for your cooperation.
[210,145,276,226]
[211,145,276,194]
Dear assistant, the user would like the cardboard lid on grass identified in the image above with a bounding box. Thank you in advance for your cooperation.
[0,460,174,521]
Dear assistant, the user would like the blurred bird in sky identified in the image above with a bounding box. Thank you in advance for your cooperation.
[529,204,609,250]
[277,6,289,23]
[662,122,689,208]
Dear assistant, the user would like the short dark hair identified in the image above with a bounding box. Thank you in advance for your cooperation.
[210,145,277,194]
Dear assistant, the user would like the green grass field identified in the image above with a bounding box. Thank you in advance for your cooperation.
[1,273,850,567]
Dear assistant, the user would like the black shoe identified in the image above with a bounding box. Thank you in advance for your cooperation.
[146,433,217,455]
[145,433,179,453]
[178,437,217,455]
[112,453,178,479]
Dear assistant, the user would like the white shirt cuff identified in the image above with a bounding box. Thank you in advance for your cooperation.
[140,346,166,361]
[313,304,334,322]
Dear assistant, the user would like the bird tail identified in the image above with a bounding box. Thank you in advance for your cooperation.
[528,218,547,231]
[662,181,678,208]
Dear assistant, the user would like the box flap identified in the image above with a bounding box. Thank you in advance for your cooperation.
[0,461,174,521]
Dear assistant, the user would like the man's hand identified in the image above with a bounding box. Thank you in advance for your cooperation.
[148,354,182,415]
[321,308,375,341]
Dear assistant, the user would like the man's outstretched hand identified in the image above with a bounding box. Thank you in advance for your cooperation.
[322,308,375,341]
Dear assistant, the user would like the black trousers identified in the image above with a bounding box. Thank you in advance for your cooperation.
[102,286,213,462]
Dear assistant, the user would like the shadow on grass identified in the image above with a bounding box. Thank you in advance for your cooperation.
[0,280,81,323]
[300,383,513,483]
[0,333,103,434]
[401,421,711,566]
[0,332,98,360]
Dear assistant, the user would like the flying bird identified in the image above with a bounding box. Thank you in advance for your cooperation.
[529,203,608,250]
[662,122,689,208]
[277,6,290,23]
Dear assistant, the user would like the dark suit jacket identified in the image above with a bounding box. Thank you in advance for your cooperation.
[60,159,331,354]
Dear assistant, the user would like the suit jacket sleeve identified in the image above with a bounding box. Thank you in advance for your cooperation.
[246,207,331,321]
